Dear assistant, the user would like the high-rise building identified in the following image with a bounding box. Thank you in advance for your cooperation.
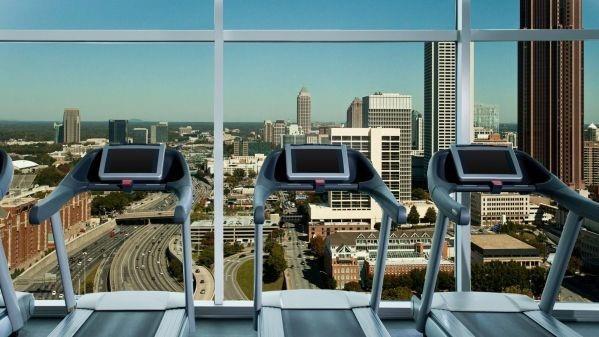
[53,123,64,144]
[108,119,128,144]
[281,134,307,148]
[151,122,169,144]
[411,110,424,154]
[132,128,149,144]
[361,92,412,201]
[273,120,287,147]
[331,127,410,202]
[586,123,598,142]
[424,42,456,169]
[505,132,519,148]
[286,123,303,136]
[518,0,584,189]
[297,87,312,133]
[584,141,599,186]
[474,104,500,132]
[346,97,362,128]
[63,108,81,144]
[263,120,274,144]
[233,137,249,156]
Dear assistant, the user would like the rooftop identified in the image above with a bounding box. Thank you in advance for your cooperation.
[471,234,539,257]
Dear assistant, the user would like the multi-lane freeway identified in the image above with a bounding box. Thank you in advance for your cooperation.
[23,177,211,299]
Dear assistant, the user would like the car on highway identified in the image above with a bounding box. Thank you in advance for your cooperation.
[77,261,82,266]
[160,272,164,275]
[59,294,64,299]
[301,261,305,266]
[87,258,92,262]
[52,291,57,296]
[200,279,204,284]
[200,289,205,294]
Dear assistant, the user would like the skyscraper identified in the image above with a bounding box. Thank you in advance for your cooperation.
[474,104,500,132]
[273,120,287,147]
[233,137,249,156]
[297,87,311,133]
[151,122,169,144]
[518,0,584,189]
[423,42,456,168]
[53,123,64,144]
[362,92,412,201]
[108,119,128,144]
[132,128,149,144]
[411,110,424,154]
[586,124,598,142]
[346,97,363,128]
[63,108,81,144]
[584,141,599,187]
[263,120,274,144]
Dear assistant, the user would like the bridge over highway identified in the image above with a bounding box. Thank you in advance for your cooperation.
[115,211,175,225]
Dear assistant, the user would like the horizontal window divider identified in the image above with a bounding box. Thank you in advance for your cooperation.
[223,29,458,42]
[472,29,599,41]
[0,29,215,42]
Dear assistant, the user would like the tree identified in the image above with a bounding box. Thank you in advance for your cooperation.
[407,206,420,224]
[411,188,430,200]
[344,281,362,292]
[247,170,257,180]
[423,207,437,223]
[33,166,66,187]
[382,286,413,301]
[309,236,326,258]
[263,244,287,282]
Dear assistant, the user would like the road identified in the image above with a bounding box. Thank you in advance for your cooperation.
[284,227,318,290]
[223,251,253,300]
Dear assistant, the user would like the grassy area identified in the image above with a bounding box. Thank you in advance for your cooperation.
[236,259,284,299]
[80,263,100,294]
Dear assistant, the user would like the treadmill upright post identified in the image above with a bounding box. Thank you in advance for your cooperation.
[182,216,195,333]
[415,213,449,332]
[539,211,583,314]
[369,213,392,313]
[253,222,263,330]
[50,212,76,311]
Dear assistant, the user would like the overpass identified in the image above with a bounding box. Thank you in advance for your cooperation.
[115,211,175,225]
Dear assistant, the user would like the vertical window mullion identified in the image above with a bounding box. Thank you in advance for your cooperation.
[213,0,225,305]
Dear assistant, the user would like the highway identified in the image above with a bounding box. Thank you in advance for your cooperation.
[223,251,253,300]
[284,226,318,290]
[23,176,211,299]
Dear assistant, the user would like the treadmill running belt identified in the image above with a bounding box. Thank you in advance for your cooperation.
[73,311,165,337]
[451,312,555,337]
[281,309,367,337]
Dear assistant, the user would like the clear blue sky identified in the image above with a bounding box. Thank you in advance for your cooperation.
[0,1,598,123]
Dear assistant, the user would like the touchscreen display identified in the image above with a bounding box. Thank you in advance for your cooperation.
[104,148,160,174]
[458,149,516,175]
[291,148,344,174]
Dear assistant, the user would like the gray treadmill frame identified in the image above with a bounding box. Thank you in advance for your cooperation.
[414,147,599,336]
[28,147,196,335]
[252,145,407,332]
[0,150,27,333]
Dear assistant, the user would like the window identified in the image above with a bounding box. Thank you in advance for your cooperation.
[1,43,213,299]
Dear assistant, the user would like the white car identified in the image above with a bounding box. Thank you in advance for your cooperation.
[52,290,57,296]
[59,294,64,299]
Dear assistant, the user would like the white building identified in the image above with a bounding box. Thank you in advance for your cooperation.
[424,41,456,169]
[470,193,530,226]
[191,215,278,246]
[584,141,599,186]
[206,154,266,176]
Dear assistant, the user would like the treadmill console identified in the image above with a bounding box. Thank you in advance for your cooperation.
[450,144,522,183]
[98,144,166,181]
[285,144,350,181]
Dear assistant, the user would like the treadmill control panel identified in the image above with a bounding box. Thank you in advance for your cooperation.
[450,144,523,183]
[285,144,350,181]
[98,144,166,181]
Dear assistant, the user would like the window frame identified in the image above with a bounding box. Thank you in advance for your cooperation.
[2,0,599,313]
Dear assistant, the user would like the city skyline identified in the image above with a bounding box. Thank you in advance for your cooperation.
[1,2,599,123]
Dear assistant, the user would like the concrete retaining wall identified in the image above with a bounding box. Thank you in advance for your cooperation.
[14,220,116,289]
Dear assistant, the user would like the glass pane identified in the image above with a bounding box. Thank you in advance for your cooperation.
[472,40,599,303]
[223,42,455,301]
[1,43,214,300]
[225,0,455,30]
[0,0,213,29]
[473,0,599,29]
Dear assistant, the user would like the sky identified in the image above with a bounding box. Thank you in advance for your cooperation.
[1,1,599,123]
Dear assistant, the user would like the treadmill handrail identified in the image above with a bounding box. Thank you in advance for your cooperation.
[430,186,470,226]
[0,150,26,332]
[29,184,79,224]
[539,177,599,223]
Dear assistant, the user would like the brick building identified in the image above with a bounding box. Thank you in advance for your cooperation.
[0,192,91,270]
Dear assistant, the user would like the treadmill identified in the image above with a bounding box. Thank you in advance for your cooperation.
[28,144,195,337]
[253,144,407,337]
[0,150,35,336]
[413,144,599,337]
